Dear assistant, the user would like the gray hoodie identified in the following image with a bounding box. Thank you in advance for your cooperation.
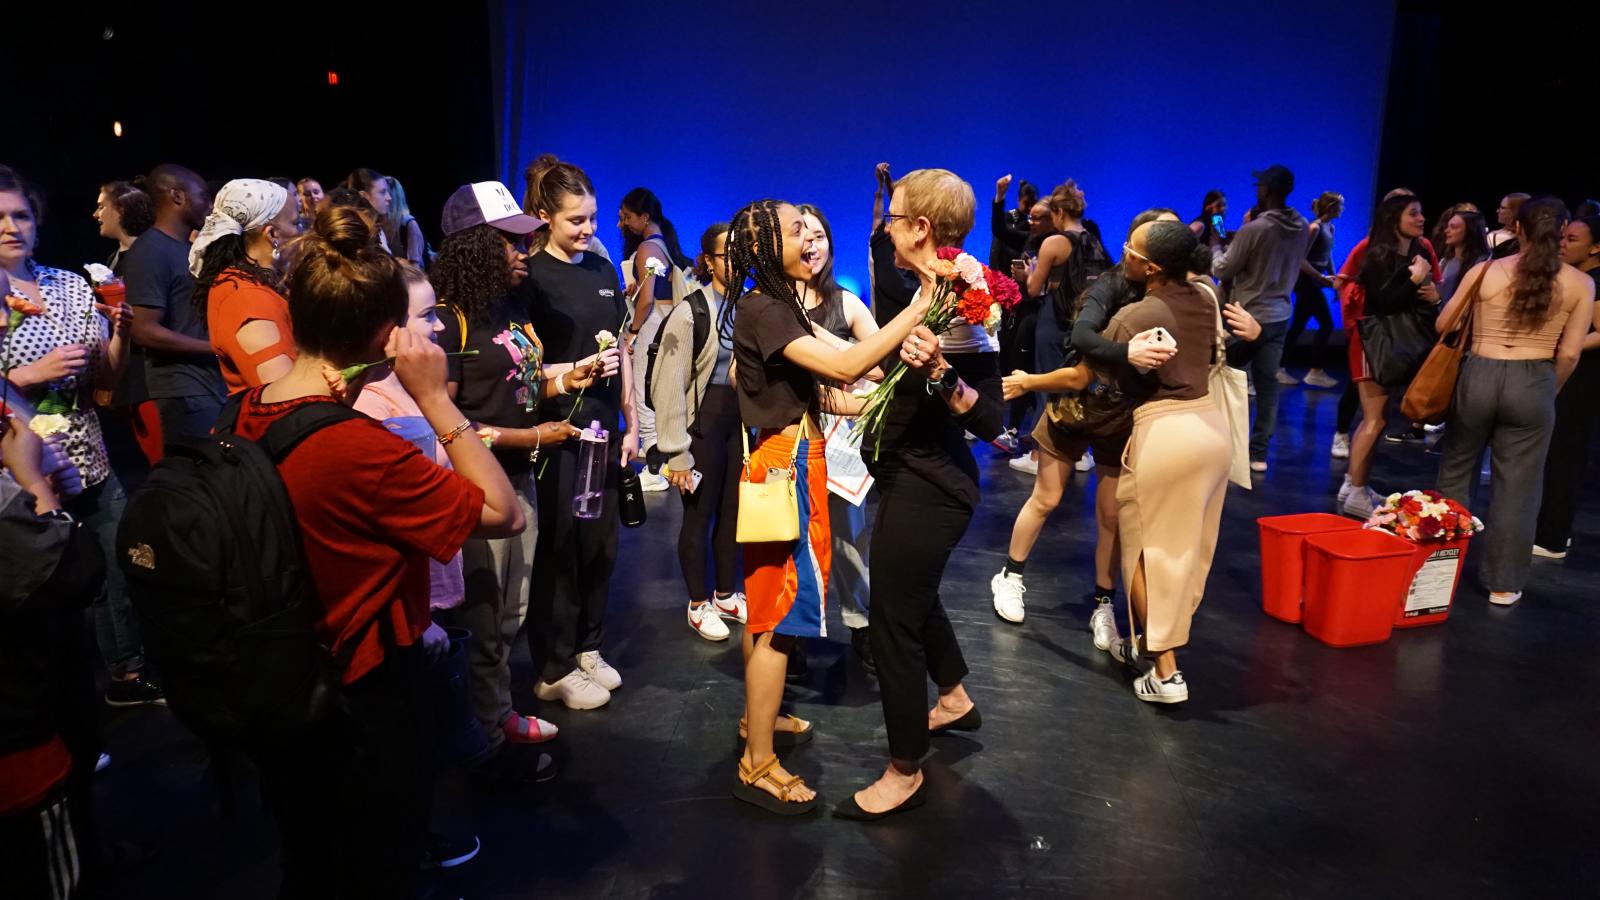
[1212,208,1310,324]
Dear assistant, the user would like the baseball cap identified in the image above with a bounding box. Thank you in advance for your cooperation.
[441,181,545,237]
[1252,165,1295,197]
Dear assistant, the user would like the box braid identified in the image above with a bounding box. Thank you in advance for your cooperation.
[717,199,821,414]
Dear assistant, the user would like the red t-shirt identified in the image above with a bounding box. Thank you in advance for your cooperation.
[0,735,71,815]
[233,388,484,683]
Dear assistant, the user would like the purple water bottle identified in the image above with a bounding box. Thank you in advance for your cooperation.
[572,420,608,519]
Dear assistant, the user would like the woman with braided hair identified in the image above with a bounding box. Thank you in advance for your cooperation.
[722,199,930,815]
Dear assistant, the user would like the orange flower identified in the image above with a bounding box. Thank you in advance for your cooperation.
[5,293,44,318]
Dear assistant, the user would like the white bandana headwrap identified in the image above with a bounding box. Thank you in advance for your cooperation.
[187,179,290,277]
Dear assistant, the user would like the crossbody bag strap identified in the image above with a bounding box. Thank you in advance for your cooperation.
[741,415,808,475]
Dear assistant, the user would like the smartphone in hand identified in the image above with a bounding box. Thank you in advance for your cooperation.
[689,469,704,494]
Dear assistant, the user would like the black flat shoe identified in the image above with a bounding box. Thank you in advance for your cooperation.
[929,706,981,734]
[833,778,929,822]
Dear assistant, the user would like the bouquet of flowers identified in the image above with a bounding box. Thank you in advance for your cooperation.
[1364,489,1484,543]
[854,247,1021,459]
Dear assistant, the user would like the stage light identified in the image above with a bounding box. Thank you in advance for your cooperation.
[112,121,123,138]
[327,71,339,86]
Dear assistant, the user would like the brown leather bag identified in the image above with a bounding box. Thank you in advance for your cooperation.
[1400,263,1490,424]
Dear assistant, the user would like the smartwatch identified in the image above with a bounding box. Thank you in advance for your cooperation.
[933,364,961,393]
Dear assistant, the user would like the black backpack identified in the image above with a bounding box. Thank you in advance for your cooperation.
[1052,230,1113,329]
[644,288,712,412]
[116,394,365,750]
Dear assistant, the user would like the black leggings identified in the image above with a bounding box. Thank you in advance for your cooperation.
[1336,382,1360,434]
[868,470,973,762]
[1000,299,1040,432]
[530,442,619,683]
[1284,274,1333,369]
[677,385,743,600]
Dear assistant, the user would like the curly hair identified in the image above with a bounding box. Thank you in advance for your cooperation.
[1507,197,1570,325]
[100,181,154,237]
[429,223,512,326]
[191,234,281,316]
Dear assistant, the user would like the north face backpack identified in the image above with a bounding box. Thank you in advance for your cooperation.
[1052,230,1114,330]
[116,394,365,749]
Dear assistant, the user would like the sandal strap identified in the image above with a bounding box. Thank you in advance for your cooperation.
[740,755,780,786]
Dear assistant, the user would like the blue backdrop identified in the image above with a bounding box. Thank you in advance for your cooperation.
[492,0,1395,311]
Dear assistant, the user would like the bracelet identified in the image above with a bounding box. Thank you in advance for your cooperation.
[437,420,473,446]
[530,423,543,464]
[555,370,570,395]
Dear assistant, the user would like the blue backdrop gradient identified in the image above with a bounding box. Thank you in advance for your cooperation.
[493,0,1395,310]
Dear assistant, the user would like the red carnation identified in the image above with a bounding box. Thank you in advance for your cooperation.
[1422,489,1444,501]
[958,288,993,325]
[936,246,963,261]
[1418,518,1444,539]
[988,267,1023,309]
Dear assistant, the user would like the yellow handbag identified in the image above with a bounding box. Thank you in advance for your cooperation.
[735,419,806,544]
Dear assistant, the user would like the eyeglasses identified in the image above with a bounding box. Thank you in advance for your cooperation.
[1122,243,1152,263]
[883,213,909,226]
[1027,214,1049,223]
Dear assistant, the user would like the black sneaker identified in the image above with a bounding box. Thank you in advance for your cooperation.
[469,744,557,787]
[1383,426,1425,444]
[420,832,480,871]
[850,627,876,676]
[105,676,167,708]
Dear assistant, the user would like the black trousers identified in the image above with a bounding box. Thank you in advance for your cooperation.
[1535,351,1600,549]
[531,441,619,682]
[868,470,973,762]
[1000,299,1040,432]
[257,644,433,900]
[1284,274,1334,368]
[677,385,743,600]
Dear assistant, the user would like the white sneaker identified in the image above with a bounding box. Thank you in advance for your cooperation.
[1275,368,1300,386]
[1134,670,1189,704]
[1532,544,1568,560]
[990,570,1026,624]
[964,431,979,441]
[1108,637,1151,672]
[1336,475,1355,509]
[1330,433,1350,459]
[535,668,611,710]
[95,752,111,773]
[712,592,748,624]
[1489,591,1522,606]
[1303,369,1339,389]
[1341,484,1380,520]
[687,601,731,641]
[1250,460,1268,474]
[577,650,622,691]
[994,429,1020,453]
[638,471,670,493]
[1009,455,1039,476]
[1089,602,1119,651]
[1074,448,1095,472]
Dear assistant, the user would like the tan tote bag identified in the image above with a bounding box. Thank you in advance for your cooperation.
[1195,281,1253,490]
[735,418,807,544]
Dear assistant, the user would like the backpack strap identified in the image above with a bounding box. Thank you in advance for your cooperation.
[259,401,368,463]
[213,391,248,436]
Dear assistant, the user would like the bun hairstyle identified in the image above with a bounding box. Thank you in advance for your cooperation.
[1048,179,1087,220]
[1142,220,1211,280]
[1313,191,1345,218]
[522,154,594,253]
[1508,196,1570,325]
[288,205,407,361]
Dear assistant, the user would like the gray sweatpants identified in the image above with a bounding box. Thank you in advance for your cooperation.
[1436,356,1557,594]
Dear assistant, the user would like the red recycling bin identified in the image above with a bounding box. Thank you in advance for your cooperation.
[1300,529,1417,647]
[1393,537,1470,628]
[1257,513,1364,623]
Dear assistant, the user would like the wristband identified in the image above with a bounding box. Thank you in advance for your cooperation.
[437,420,473,446]
[554,370,570,395]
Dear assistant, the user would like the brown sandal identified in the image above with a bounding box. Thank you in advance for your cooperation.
[737,715,815,748]
[732,755,819,815]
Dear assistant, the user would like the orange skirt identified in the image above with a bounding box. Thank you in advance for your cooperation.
[741,431,831,637]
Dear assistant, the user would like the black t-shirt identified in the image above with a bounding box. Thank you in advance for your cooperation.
[733,291,814,429]
[439,297,543,478]
[522,250,627,432]
[123,228,223,401]
[870,226,918,328]
[864,350,1004,509]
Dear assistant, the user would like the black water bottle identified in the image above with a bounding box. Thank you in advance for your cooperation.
[617,466,647,528]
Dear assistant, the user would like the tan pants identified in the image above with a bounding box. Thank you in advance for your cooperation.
[1117,396,1230,652]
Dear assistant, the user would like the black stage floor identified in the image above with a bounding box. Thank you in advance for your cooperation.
[96,381,1600,899]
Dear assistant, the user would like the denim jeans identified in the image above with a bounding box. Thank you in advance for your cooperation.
[67,471,145,676]
[1229,319,1289,461]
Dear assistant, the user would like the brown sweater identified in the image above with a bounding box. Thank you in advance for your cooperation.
[1105,281,1219,406]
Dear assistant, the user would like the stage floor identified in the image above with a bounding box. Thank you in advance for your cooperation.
[97,382,1600,899]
